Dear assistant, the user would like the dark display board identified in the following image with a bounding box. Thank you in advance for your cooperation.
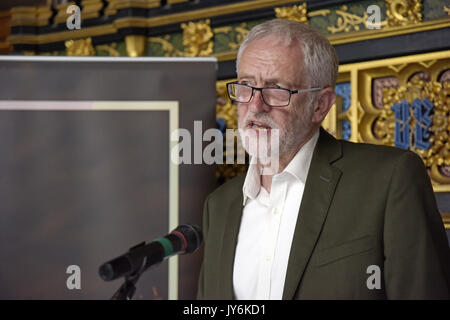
[0,56,217,299]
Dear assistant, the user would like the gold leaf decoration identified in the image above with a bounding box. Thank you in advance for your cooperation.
[386,0,422,27]
[65,37,95,56]
[181,19,214,57]
[96,42,120,57]
[148,35,183,57]
[216,80,247,182]
[444,6,450,16]
[274,3,308,24]
[328,5,368,34]
[379,79,450,173]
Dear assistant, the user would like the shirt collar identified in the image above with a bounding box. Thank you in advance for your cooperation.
[242,129,320,206]
[283,129,320,183]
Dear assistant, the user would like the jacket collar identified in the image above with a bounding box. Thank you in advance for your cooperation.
[218,127,343,299]
[241,129,320,206]
[282,127,343,299]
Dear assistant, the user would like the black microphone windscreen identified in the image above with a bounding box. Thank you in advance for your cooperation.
[174,224,203,254]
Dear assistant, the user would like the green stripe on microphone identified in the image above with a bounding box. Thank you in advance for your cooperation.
[155,237,174,256]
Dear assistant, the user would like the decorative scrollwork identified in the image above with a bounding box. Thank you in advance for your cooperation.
[148,35,183,57]
[444,6,450,16]
[216,81,238,130]
[96,42,120,57]
[386,0,422,27]
[65,37,95,56]
[327,5,368,34]
[328,5,375,34]
[327,4,389,34]
[181,19,214,57]
[216,80,247,182]
[372,76,400,109]
[227,23,250,51]
[274,3,308,24]
[378,78,450,175]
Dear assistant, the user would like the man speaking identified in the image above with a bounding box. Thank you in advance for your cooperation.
[197,19,450,299]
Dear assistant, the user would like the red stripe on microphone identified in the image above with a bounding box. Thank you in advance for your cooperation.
[171,230,187,251]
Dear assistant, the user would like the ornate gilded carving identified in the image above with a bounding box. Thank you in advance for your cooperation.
[378,78,450,184]
[328,5,366,33]
[216,80,247,182]
[216,80,238,130]
[372,76,400,109]
[125,35,147,57]
[181,19,214,57]
[445,6,450,16]
[229,24,250,51]
[96,42,120,56]
[385,0,422,27]
[308,9,331,18]
[65,37,95,56]
[274,3,308,24]
[148,35,183,57]
[214,22,250,51]
[339,50,450,190]
[327,5,388,34]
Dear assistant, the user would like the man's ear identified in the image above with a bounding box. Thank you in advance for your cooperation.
[311,87,336,124]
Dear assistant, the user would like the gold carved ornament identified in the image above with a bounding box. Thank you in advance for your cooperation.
[125,35,146,57]
[444,6,450,16]
[274,3,308,24]
[214,23,250,51]
[216,80,238,130]
[148,35,183,57]
[232,24,250,50]
[65,37,95,56]
[327,5,387,34]
[181,19,214,57]
[96,42,120,56]
[386,0,422,27]
[377,78,450,184]
[216,80,247,182]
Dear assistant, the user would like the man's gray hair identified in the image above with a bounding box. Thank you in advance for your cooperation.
[236,19,339,89]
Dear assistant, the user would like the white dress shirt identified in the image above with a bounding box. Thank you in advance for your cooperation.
[233,129,320,300]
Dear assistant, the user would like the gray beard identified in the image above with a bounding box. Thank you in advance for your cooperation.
[238,100,314,163]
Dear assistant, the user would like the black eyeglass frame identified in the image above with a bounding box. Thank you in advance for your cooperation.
[226,81,323,107]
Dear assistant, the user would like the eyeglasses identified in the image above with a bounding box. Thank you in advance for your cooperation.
[226,81,323,107]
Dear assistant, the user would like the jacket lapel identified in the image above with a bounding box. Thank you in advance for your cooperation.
[218,186,244,299]
[282,128,343,299]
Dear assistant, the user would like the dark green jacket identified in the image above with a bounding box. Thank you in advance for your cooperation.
[197,128,450,299]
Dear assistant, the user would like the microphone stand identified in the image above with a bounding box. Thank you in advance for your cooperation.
[110,242,147,300]
[110,271,142,300]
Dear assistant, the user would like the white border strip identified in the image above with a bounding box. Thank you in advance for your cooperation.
[93,101,180,300]
[0,100,180,300]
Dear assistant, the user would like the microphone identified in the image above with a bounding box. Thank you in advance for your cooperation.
[99,224,203,281]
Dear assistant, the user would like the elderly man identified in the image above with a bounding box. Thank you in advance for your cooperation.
[197,19,450,299]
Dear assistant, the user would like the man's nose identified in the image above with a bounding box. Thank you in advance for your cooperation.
[248,89,271,113]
